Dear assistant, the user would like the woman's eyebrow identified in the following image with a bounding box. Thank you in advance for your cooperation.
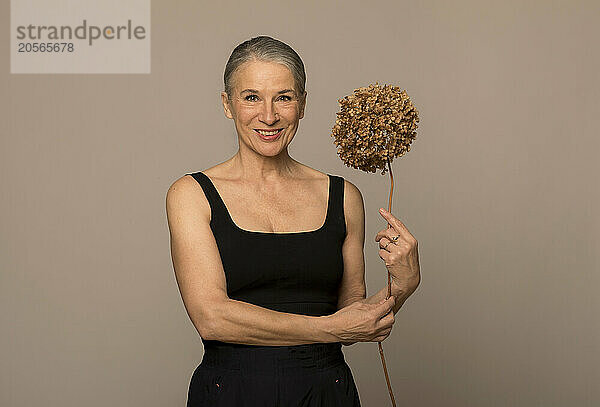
[240,89,296,95]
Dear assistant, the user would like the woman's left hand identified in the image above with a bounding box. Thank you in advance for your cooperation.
[375,208,421,297]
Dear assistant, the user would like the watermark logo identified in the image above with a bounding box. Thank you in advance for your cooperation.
[11,0,150,74]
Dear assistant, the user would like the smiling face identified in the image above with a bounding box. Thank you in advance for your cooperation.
[221,59,306,155]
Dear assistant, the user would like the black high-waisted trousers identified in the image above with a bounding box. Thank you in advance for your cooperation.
[186,342,361,407]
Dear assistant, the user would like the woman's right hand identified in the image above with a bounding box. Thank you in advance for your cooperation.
[328,296,396,344]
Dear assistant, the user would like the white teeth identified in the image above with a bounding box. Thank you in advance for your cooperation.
[256,129,280,136]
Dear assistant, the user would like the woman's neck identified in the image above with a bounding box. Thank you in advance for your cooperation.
[226,150,303,182]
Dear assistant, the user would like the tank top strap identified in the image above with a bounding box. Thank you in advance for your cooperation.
[186,171,228,226]
[327,174,347,235]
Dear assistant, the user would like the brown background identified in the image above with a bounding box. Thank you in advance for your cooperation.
[2,1,598,406]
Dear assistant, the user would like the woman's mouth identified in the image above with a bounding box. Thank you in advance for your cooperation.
[254,128,283,141]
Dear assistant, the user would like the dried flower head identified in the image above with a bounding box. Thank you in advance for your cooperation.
[331,82,420,175]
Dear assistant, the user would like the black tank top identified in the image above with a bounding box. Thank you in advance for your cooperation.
[186,171,347,348]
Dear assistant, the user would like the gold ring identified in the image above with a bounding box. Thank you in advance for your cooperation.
[391,235,400,241]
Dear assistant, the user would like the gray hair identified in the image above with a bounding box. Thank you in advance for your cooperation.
[224,36,306,100]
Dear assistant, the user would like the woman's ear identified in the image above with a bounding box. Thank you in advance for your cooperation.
[299,91,307,119]
[221,91,234,119]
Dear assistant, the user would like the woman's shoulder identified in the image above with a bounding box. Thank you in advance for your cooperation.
[167,167,222,216]
[166,174,212,226]
[301,166,331,181]
[189,163,224,178]
[293,163,346,182]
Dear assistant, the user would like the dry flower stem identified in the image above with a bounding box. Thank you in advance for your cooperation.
[331,83,420,406]
[378,157,396,407]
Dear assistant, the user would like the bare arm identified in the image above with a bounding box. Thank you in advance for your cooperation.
[166,175,339,346]
[207,298,338,345]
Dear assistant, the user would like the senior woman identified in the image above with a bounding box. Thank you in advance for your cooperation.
[166,36,420,407]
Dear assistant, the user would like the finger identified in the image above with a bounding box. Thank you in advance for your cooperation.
[376,333,390,342]
[379,218,406,241]
[378,208,414,239]
[375,227,405,244]
[373,330,390,342]
[375,237,392,252]
[381,308,395,321]
[380,315,394,329]
[378,248,391,263]
[375,227,396,242]
[377,236,392,250]
[378,296,395,315]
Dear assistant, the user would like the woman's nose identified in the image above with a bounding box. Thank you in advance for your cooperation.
[259,103,280,124]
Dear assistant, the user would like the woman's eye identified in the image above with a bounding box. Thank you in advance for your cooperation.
[244,95,292,101]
